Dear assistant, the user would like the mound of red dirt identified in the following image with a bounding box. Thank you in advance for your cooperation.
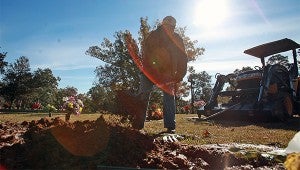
[1,116,286,169]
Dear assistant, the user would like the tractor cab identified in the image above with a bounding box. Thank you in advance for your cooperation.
[198,38,300,121]
[244,38,300,103]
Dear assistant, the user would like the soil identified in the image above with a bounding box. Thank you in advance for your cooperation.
[0,116,288,169]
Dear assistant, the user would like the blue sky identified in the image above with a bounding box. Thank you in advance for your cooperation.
[1,0,299,94]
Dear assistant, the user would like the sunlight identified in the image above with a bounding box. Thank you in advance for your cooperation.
[193,0,230,29]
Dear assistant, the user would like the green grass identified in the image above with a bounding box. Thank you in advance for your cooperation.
[1,112,299,147]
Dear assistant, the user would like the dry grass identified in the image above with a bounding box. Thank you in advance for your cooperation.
[144,114,299,148]
[1,112,299,148]
[0,112,102,123]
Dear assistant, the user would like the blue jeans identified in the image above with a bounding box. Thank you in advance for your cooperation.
[137,74,176,130]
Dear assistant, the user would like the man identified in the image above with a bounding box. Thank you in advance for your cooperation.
[124,16,188,133]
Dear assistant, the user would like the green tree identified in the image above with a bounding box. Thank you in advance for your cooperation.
[176,81,190,99]
[0,50,8,74]
[176,27,205,61]
[186,67,212,114]
[233,66,254,75]
[0,56,32,109]
[29,68,60,107]
[86,31,141,92]
[0,50,8,92]
[86,84,116,113]
[187,67,212,102]
[266,54,289,68]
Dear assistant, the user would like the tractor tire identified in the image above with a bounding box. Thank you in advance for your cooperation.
[271,92,293,122]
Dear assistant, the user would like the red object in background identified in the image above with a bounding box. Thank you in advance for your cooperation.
[183,105,191,112]
[31,102,41,110]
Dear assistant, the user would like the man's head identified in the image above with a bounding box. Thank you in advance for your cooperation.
[162,16,176,28]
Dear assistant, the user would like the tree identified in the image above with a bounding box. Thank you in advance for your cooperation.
[267,54,289,68]
[0,49,8,91]
[187,67,212,102]
[0,56,32,109]
[175,81,190,113]
[186,67,212,114]
[29,68,60,107]
[86,84,116,113]
[233,66,254,75]
[176,81,190,99]
[86,31,141,92]
[176,27,205,61]
[0,49,8,74]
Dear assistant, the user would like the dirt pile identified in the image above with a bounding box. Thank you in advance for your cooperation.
[1,116,287,169]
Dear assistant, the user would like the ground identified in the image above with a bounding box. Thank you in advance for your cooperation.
[2,114,298,169]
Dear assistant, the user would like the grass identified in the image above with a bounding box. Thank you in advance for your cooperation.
[1,112,299,148]
[0,112,102,123]
[145,114,299,147]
